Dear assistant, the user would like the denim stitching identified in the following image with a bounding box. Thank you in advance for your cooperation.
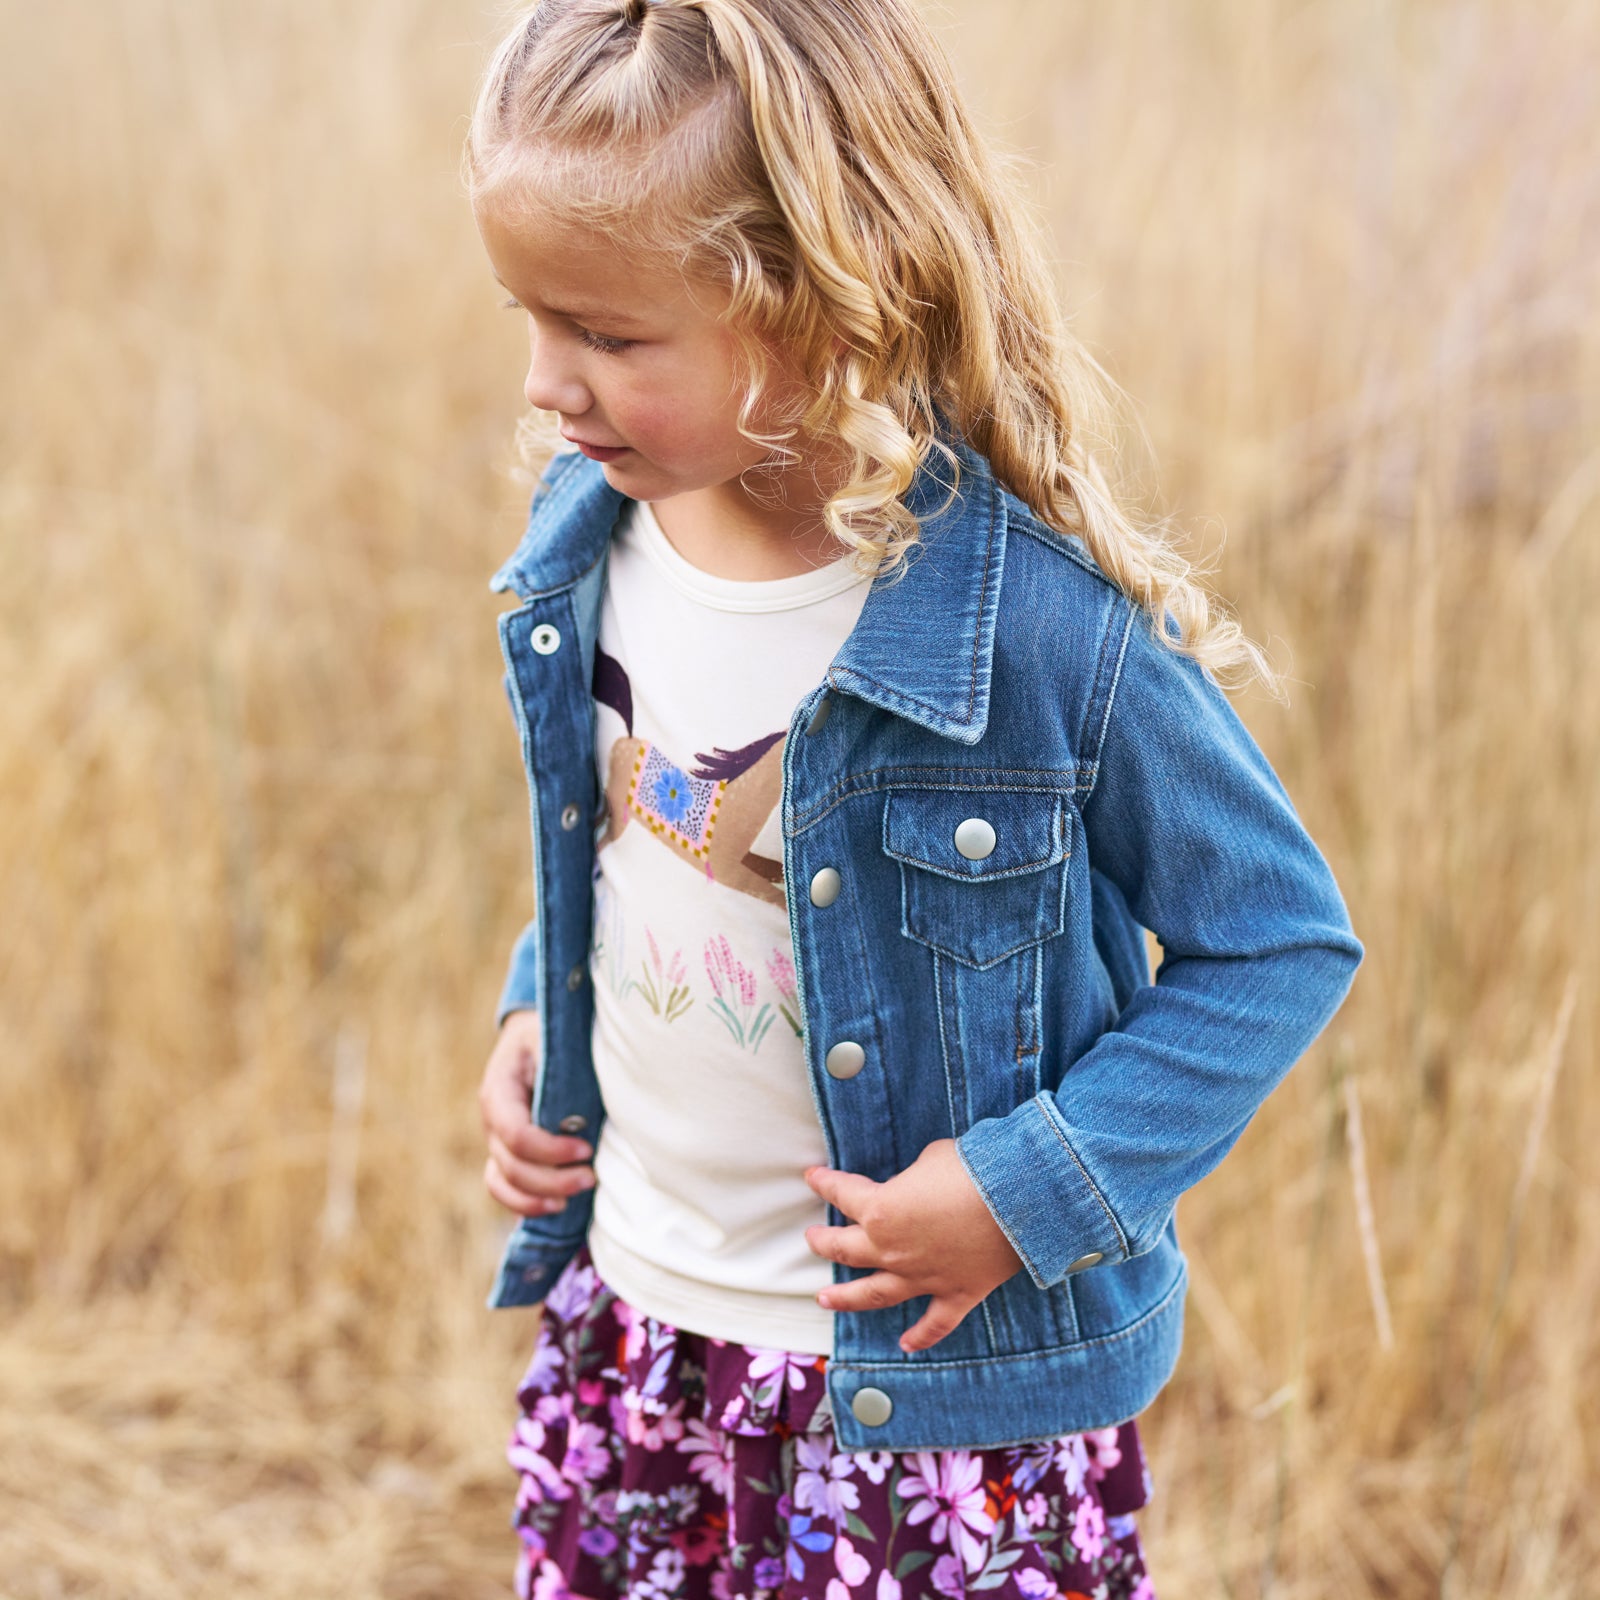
[1030,1095,1130,1262]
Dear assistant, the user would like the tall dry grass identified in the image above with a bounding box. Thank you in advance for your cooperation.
[1,0,1595,1594]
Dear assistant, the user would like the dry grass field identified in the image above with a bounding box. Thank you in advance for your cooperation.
[2,0,1595,1595]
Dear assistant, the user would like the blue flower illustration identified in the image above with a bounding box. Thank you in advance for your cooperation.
[650,762,692,824]
[786,1512,834,1580]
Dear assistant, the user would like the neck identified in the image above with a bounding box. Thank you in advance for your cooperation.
[649,453,853,582]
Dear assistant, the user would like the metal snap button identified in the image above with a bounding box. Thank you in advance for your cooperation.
[825,1040,865,1080]
[566,964,585,991]
[530,623,562,655]
[851,1387,893,1427]
[557,1114,588,1134]
[560,803,581,830]
[809,867,841,908]
[1065,1251,1103,1273]
[806,693,832,734]
[953,817,997,861]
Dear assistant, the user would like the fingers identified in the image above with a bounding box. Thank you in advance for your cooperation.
[803,1222,876,1268]
[802,1164,880,1223]
[816,1269,916,1314]
[479,1055,589,1168]
[487,1132,596,1201]
[899,1293,975,1353]
[483,1150,596,1217]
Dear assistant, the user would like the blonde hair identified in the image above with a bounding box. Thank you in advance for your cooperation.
[464,0,1275,691]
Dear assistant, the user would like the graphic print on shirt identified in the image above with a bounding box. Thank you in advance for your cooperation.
[593,644,789,910]
[703,933,775,1051]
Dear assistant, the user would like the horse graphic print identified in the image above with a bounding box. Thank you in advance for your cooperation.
[592,644,789,909]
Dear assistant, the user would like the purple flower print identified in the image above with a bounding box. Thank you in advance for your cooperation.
[1014,1569,1056,1600]
[544,1262,599,1325]
[1022,1491,1050,1530]
[508,1415,568,1508]
[1053,1432,1090,1496]
[747,1346,812,1408]
[766,947,803,1036]
[705,934,775,1051]
[794,1433,862,1528]
[578,1525,618,1559]
[560,1417,611,1485]
[898,1450,996,1573]
[520,1336,564,1396]
[676,1417,737,1498]
[1070,1497,1107,1564]
[930,1553,964,1598]
[753,1556,786,1590]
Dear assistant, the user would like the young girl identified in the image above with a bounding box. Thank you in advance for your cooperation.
[466,2,1362,1597]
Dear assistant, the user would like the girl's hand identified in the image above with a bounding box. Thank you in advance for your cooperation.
[802,1140,1023,1353]
[478,1009,597,1215]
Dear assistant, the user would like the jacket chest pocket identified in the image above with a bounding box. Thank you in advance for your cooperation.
[882,788,1072,969]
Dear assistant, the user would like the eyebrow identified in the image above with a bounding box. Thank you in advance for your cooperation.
[493,274,651,328]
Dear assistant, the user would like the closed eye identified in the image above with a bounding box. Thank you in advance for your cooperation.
[577,328,634,356]
[501,298,634,356]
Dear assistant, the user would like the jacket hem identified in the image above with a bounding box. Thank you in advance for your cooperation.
[823,1257,1186,1451]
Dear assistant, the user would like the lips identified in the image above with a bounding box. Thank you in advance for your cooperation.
[562,432,629,462]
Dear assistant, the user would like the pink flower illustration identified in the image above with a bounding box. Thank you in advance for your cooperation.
[767,947,803,1035]
[704,934,775,1050]
[1070,1497,1107,1564]
[676,1416,737,1498]
[1084,1425,1122,1481]
[639,927,693,1020]
[899,1450,996,1573]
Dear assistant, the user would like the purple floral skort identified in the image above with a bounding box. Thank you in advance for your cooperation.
[507,1245,1156,1600]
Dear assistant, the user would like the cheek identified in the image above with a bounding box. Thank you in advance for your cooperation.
[616,389,748,460]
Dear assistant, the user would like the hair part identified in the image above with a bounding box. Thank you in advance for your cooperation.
[464,0,1277,693]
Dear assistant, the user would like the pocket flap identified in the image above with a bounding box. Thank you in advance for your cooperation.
[882,789,1070,881]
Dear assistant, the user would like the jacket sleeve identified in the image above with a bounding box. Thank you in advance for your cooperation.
[493,667,543,1029]
[496,916,543,1029]
[955,604,1364,1290]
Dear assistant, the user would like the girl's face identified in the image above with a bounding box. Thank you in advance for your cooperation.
[475,200,814,523]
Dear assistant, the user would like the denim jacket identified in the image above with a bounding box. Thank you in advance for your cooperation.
[484,434,1363,1451]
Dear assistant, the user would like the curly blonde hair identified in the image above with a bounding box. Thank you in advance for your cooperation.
[464,0,1275,690]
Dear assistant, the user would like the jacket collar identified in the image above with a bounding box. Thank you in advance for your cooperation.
[490,432,1007,745]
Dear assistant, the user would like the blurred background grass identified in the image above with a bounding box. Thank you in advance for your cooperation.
[1,0,1595,1594]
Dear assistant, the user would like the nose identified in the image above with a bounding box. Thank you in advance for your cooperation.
[523,327,591,417]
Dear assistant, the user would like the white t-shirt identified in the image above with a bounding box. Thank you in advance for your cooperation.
[585,497,873,1353]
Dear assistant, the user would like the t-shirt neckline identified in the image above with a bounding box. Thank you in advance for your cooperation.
[627,499,872,615]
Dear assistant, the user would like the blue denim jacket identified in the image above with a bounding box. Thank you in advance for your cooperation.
[485,435,1362,1451]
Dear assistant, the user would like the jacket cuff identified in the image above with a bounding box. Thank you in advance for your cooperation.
[956,1095,1128,1290]
[495,917,544,1030]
